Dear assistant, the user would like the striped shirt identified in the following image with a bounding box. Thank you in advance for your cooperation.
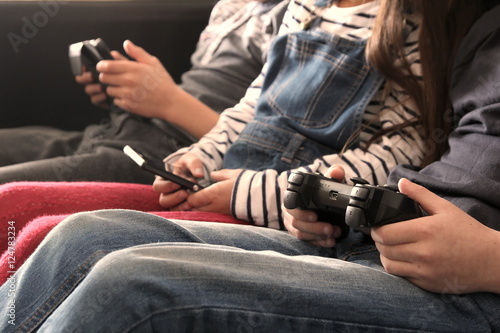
[169,0,424,229]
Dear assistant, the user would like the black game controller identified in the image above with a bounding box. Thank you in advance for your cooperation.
[284,171,422,238]
[69,38,113,78]
[69,38,114,103]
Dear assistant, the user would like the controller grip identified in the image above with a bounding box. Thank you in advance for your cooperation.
[284,191,350,239]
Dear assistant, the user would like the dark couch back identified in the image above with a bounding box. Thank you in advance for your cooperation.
[0,0,213,130]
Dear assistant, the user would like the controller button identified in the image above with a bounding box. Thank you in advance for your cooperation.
[329,191,339,200]
[351,187,370,201]
[350,177,369,185]
[284,191,302,209]
[288,173,304,186]
[382,184,399,192]
[346,206,367,227]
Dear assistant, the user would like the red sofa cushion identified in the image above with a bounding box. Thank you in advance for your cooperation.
[0,182,248,285]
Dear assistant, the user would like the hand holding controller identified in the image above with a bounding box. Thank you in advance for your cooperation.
[69,38,114,104]
[284,171,422,238]
[69,38,113,79]
[284,171,353,238]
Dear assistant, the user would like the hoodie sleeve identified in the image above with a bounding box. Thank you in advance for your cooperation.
[389,6,500,231]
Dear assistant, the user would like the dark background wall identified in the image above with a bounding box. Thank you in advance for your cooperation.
[0,0,213,130]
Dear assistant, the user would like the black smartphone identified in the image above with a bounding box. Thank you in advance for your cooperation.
[123,145,206,192]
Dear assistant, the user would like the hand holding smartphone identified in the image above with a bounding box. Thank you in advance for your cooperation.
[123,145,210,192]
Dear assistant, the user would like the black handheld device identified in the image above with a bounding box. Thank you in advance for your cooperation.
[284,171,422,238]
[69,38,114,104]
[69,38,113,79]
[123,145,207,192]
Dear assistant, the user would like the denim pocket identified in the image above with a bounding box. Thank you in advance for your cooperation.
[262,31,370,129]
[223,120,319,171]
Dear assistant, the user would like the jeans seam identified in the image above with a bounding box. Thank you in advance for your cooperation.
[123,306,445,333]
[15,250,111,333]
[339,242,378,261]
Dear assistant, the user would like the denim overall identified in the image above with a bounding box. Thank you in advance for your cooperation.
[223,0,384,171]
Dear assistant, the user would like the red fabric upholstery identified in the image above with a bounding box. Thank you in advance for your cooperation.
[0,182,248,285]
[0,182,164,246]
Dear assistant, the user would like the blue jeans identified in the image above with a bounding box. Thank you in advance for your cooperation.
[1,210,498,332]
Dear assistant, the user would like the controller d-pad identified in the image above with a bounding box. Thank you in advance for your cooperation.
[346,206,367,227]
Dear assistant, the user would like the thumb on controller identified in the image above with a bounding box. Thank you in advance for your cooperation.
[397,178,453,216]
[324,165,346,182]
